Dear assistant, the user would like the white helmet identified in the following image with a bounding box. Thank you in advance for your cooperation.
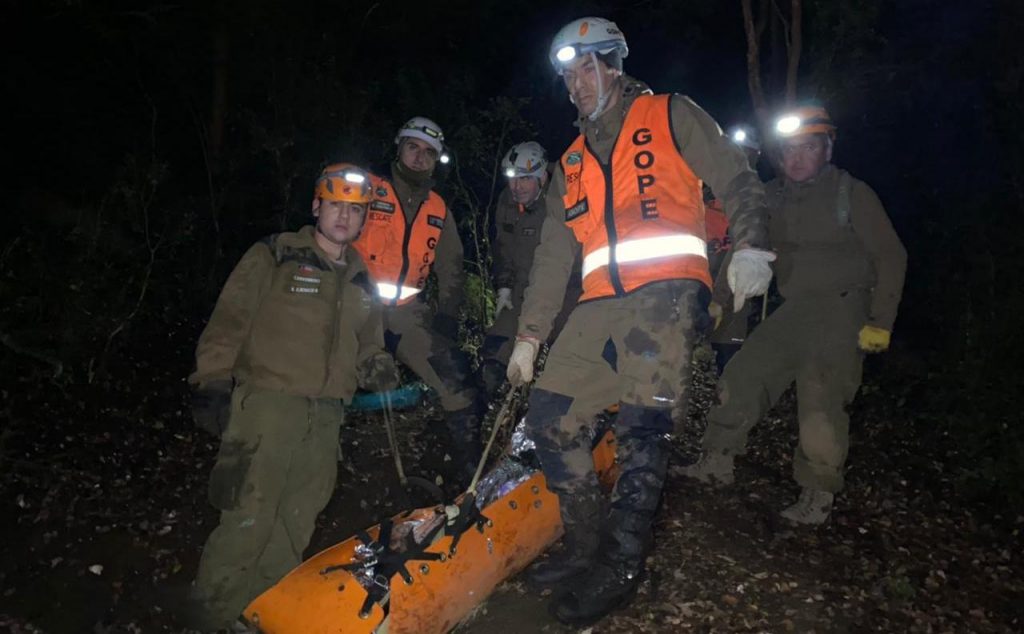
[502,142,548,179]
[549,17,628,75]
[395,116,445,154]
[726,125,761,152]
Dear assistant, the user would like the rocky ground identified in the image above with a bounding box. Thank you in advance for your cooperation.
[1,336,1021,633]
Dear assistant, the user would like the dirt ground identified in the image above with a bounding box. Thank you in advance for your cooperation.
[1,338,1022,633]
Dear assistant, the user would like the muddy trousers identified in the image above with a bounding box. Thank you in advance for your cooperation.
[478,282,581,397]
[192,388,344,627]
[702,293,866,493]
[526,280,703,568]
[383,300,480,475]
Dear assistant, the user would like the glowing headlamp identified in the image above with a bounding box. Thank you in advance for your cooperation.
[732,129,748,143]
[439,152,450,165]
[556,45,577,63]
[775,115,801,135]
[343,172,366,184]
[504,167,516,178]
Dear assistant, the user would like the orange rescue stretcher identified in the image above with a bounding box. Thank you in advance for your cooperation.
[242,422,619,633]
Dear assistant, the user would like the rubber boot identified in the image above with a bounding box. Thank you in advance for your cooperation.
[548,511,650,626]
[679,450,734,485]
[524,492,602,590]
[443,406,482,490]
[550,404,666,625]
[780,487,834,524]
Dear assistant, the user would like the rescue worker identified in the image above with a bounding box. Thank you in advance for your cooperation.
[706,124,763,374]
[353,117,481,486]
[478,141,581,395]
[186,163,399,629]
[682,105,908,525]
[505,17,773,625]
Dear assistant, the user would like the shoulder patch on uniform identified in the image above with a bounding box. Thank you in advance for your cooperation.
[566,151,582,166]
[427,214,445,229]
[565,198,589,221]
[370,200,395,213]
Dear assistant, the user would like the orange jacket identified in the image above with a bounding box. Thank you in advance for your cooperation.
[561,93,711,302]
[353,175,448,306]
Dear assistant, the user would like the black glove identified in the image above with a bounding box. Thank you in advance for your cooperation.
[431,312,460,342]
[191,379,232,436]
[357,352,401,392]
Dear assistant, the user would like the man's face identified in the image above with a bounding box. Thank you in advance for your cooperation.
[509,174,544,205]
[313,199,366,246]
[399,137,439,173]
[781,133,832,183]
[562,55,618,118]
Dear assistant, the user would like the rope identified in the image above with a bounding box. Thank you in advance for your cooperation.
[381,390,406,484]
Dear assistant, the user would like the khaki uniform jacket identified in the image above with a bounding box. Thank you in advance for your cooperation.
[768,165,907,330]
[191,226,385,400]
[493,182,582,303]
[518,76,770,341]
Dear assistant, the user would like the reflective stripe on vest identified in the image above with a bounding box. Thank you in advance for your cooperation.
[353,175,447,306]
[582,233,707,280]
[561,93,712,302]
[376,282,422,301]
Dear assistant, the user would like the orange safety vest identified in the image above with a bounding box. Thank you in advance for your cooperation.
[353,176,447,306]
[561,93,711,302]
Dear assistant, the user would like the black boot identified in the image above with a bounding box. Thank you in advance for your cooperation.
[549,403,667,625]
[444,406,482,489]
[525,491,602,590]
[550,509,652,624]
[548,557,643,626]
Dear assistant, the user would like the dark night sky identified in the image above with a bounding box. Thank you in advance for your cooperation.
[3,0,999,233]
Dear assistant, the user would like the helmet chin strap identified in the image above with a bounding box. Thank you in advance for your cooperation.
[588,52,612,121]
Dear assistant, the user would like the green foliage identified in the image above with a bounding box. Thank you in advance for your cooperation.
[458,272,496,362]
[884,573,917,602]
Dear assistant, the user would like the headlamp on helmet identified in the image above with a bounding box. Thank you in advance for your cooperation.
[726,124,761,152]
[502,141,548,180]
[395,116,446,154]
[774,105,836,139]
[315,163,373,203]
[549,17,629,75]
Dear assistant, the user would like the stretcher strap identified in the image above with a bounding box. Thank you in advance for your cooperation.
[319,515,447,617]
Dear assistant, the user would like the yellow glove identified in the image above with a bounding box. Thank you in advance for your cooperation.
[858,325,891,353]
[708,301,724,330]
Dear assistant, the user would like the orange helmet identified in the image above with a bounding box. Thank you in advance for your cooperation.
[774,105,836,138]
[314,163,373,203]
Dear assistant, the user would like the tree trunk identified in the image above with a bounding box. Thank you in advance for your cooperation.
[786,0,802,105]
[741,0,770,125]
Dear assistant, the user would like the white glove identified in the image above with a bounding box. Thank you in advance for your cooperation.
[506,338,540,386]
[727,248,776,312]
[494,287,514,319]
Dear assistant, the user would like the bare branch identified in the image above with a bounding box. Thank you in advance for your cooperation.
[741,0,768,117]
[772,0,791,54]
